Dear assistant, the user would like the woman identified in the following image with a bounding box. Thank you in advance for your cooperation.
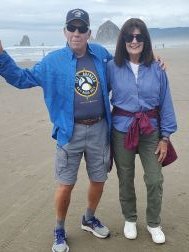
[107,18,177,244]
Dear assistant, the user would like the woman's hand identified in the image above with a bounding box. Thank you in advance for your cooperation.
[155,140,168,163]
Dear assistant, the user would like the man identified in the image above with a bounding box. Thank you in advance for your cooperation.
[0,8,112,252]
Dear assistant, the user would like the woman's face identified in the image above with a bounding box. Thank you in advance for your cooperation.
[124,28,144,59]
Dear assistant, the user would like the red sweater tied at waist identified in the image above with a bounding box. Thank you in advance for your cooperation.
[112,106,159,150]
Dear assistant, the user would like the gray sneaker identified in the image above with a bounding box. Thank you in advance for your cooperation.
[81,215,110,238]
[52,228,69,252]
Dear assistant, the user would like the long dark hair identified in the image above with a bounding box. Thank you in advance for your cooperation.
[114,18,154,67]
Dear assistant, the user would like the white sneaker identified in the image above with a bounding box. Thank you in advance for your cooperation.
[147,225,165,244]
[124,221,137,239]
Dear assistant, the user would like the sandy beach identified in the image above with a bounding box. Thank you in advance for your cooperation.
[0,48,189,252]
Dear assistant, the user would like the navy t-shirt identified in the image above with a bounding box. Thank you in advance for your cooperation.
[74,53,105,120]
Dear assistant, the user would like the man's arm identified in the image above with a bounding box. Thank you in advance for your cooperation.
[0,40,42,89]
[155,55,166,70]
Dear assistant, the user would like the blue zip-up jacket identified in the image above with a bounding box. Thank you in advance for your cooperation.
[0,43,112,145]
[107,59,177,137]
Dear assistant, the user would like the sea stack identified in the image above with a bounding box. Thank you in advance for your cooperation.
[95,20,120,44]
[20,35,31,46]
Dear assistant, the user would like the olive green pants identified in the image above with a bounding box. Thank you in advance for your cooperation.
[112,128,163,227]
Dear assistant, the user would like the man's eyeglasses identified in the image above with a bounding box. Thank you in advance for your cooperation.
[66,24,89,34]
[123,34,145,43]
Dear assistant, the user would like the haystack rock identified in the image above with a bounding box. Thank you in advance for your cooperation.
[95,20,120,44]
[20,35,31,46]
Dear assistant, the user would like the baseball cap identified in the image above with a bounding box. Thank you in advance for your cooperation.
[66,8,90,26]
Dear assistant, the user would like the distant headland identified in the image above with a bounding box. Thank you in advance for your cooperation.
[13,21,189,47]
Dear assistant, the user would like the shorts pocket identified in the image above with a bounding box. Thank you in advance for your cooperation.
[55,145,68,175]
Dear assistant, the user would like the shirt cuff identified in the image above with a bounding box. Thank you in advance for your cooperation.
[161,132,170,138]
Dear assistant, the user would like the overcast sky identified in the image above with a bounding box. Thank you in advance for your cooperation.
[1,0,189,46]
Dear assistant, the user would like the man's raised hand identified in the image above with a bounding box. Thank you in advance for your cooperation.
[0,40,3,53]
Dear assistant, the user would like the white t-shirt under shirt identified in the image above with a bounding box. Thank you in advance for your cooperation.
[129,61,139,82]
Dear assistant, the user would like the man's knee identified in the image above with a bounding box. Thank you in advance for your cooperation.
[90,181,105,192]
[56,184,74,199]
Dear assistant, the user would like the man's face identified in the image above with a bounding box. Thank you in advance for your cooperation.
[64,20,91,56]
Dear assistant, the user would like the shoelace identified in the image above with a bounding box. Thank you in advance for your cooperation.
[55,229,66,244]
[91,217,103,228]
[152,226,163,236]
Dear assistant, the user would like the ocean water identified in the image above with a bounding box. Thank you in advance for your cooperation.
[4,40,189,62]
[5,46,63,62]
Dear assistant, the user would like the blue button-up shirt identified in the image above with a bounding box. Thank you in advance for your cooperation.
[0,43,112,145]
[107,59,177,137]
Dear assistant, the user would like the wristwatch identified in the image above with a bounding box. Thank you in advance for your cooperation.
[161,136,169,142]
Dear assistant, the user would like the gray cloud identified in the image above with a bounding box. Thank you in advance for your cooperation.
[1,0,189,46]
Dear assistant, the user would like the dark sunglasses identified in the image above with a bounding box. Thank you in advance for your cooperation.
[123,34,145,43]
[66,24,89,34]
